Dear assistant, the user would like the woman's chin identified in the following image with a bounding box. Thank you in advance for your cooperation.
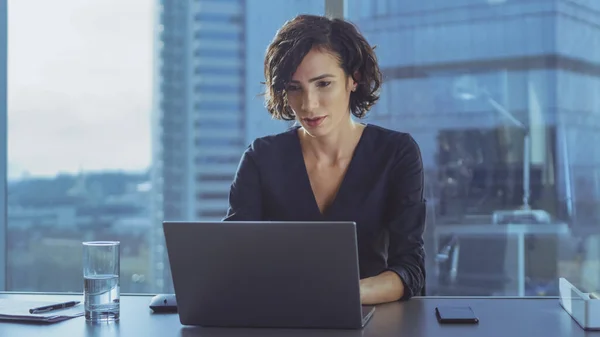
[300,124,330,138]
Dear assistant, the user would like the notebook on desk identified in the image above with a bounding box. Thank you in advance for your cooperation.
[0,299,84,324]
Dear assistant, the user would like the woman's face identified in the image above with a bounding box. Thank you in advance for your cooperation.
[285,48,355,138]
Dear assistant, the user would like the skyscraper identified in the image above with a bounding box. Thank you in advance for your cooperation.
[151,0,246,292]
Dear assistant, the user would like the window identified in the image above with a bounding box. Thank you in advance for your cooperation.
[346,0,600,297]
[195,156,240,165]
[197,210,226,218]
[4,0,324,294]
[197,174,234,182]
[194,138,243,147]
[194,120,238,129]
[194,66,242,76]
[193,12,241,23]
[197,191,230,200]
[5,0,596,299]
[193,48,242,59]
[194,101,243,111]
[194,30,242,41]
[194,83,241,93]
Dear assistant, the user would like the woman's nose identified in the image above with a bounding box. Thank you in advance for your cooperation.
[301,91,319,113]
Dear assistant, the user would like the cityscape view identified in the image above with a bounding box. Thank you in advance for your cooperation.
[3,0,600,297]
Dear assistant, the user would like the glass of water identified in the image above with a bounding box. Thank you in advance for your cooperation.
[83,241,120,322]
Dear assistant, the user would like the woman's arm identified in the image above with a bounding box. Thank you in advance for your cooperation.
[360,271,406,304]
[223,146,264,221]
[360,134,426,304]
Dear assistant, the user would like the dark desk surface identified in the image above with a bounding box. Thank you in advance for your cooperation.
[0,293,595,336]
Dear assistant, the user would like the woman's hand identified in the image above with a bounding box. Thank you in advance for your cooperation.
[359,271,405,305]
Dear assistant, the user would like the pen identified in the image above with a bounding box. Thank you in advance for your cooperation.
[29,301,80,314]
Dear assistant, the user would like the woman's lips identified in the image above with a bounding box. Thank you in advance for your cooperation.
[303,116,326,127]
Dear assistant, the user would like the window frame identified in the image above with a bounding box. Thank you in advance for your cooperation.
[0,0,7,291]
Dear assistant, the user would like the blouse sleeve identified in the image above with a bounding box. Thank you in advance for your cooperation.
[385,133,427,300]
[223,146,263,221]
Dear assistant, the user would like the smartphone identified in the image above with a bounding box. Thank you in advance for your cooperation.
[435,306,479,324]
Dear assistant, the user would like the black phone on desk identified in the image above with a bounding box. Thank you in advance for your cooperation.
[435,306,479,324]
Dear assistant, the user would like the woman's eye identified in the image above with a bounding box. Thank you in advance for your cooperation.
[317,81,331,88]
[286,85,300,92]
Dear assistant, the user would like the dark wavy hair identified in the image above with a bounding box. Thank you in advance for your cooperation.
[263,14,382,121]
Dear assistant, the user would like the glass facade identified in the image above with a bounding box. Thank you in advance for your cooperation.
[3,0,600,296]
[347,0,600,295]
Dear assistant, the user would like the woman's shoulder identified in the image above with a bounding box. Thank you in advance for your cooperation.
[364,123,420,155]
[244,125,300,160]
[362,124,423,180]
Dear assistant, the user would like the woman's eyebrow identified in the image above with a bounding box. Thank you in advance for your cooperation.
[290,74,335,83]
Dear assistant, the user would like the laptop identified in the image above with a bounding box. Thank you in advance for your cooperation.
[162,221,376,329]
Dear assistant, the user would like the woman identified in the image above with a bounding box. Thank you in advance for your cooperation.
[223,14,426,305]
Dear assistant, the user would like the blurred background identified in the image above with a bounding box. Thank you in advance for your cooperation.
[3,0,600,297]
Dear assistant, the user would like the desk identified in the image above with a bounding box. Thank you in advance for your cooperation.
[434,223,570,296]
[0,293,592,336]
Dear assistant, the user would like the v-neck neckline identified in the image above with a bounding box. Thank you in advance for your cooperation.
[292,123,370,217]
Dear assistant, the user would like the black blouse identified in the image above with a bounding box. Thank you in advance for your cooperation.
[223,124,426,300]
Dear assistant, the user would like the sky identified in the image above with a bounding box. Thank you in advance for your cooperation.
[7,0,154,180]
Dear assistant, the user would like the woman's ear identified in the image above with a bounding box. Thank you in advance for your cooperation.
[352,71,361,91]
[346,75,356,92]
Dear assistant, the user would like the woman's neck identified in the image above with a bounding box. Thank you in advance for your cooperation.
[300,118,364,165]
